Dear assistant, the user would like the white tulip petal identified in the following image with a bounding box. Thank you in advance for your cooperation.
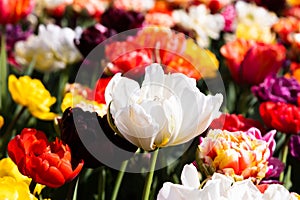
[172,93,223,145]
[157,182,201,200]
[263,184,292,200]
[181,164,200,189]
[141,63,165,99]
[161,96,182,145]
[227,179,262,200]
[210,173,233,196]
[114,104,158,151]
[105,73,122,107]
[201,179,223,200]
[110,77,140,116]
[165,73,197,98]
[139,100,171,147]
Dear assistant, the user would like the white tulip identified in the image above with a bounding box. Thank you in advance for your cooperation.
[157,164,298,200]
[172,5,225,48]
[15,24,82,72]
[235,1,278,28]
[105,64,223,151]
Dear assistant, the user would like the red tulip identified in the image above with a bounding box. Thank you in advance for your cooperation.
[8,128,84,188]
[210,113,265,133]
[0,0,35,25]
[220,39,286,85]
[259,101,300,134]
[93,77,112,104]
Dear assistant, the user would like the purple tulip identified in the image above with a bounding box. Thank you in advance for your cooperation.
[289,135,300,160]
[74,23,116,57]
[265,157,285,178]
[251,74,300,105]
[1,24,33,70]
[101,8,145,33]
[5,24,33,52]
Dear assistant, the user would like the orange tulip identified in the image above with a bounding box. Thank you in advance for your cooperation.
[198,128,274,182]
[220,39,286,85]
[8,128,84,188]
[0,0,34,25]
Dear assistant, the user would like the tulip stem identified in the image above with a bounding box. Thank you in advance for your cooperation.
[29,180,37,195]
[142,148,159,200]
[0,106,26,154]
[279,135,291,183]
[98,167,106,200]
[111,159,129,200]
[0,26,7,111]
[2,106,26,137]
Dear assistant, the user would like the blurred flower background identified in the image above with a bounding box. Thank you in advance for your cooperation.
[1,0,300,199]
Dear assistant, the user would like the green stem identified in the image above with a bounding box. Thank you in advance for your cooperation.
[98,167,106,200]
[142,148,159,200]
[111,160,129,200]
[67,177,78,200]
[0,106,26,156]
[24,56,36,76]
[0,26,7,111]
[279,135,291,183]
[2,106,26,137]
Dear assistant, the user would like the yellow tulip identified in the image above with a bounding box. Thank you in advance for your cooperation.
[8,75,57,120]
[184,38,219,79]
[0,176,36,200]
[61,92,107,117]
[0,158,44,195]
[0,116,3,129]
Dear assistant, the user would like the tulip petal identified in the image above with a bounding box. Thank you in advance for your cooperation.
[181,164,200,189]
[173,93,223,145]
[106,74,140,116]
[141,63,165,99]
[227,179,262,200]
[263,184,292,200]
[114,104,159,150]
[157,182,201,200]
[105,73,122,107]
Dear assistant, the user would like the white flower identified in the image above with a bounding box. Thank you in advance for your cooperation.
[172,5,224,48]
[105,64,223,151]
[113,0,155,12]
[15,24,82,72]
[234,1,278,43]
[235,1,278,28]
[157,164,297,200]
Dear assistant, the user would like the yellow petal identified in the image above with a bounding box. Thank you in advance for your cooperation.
[0,116,3,129]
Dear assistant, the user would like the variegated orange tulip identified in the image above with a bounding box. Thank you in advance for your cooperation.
[220,39,286,85]
[0,0,34,25]
[198,128,275,183]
